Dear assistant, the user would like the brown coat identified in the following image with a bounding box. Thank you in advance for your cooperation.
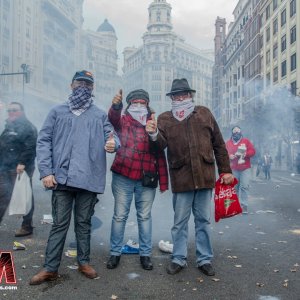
[155,106,232,193]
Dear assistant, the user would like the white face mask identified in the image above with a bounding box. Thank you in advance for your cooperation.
[127,104,148,125]
[171,98,195,121]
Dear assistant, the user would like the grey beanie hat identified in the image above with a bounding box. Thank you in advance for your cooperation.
[126,89,149,104]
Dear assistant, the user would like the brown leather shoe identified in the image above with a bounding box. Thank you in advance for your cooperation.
[78,264,98,279]
[29,270,58,285]
[15,227,33,237]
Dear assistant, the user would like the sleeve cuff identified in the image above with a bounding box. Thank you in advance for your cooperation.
[148,129,158,141]
[112,103,123,110]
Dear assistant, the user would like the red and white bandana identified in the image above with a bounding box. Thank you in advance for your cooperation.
[171,99,195,121]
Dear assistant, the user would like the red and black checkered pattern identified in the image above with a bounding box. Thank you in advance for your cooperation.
[109,107,168,192]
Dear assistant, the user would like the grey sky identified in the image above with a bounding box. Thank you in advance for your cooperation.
[83,0,237,60]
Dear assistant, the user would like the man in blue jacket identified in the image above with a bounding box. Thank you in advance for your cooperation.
[30,70,120,285]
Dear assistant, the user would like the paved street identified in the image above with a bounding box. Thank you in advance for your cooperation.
[1,169,300,300]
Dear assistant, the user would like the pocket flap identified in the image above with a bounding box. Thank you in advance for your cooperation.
[202,154,215,164]
[169,157,186,169]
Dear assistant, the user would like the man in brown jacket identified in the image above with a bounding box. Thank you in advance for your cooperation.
[146,78,234,276]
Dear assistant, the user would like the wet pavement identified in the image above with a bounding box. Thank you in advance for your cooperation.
[0,169,300,300]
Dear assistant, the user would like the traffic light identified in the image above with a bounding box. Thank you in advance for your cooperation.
[24,69,30,83]
[20,63,30,83]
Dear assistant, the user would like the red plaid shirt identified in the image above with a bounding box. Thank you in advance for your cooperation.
[109,107,169,192]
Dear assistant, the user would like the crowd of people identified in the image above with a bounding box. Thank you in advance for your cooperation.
[1,70,265,285]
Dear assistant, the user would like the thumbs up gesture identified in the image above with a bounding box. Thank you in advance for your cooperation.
[112,89,123,105]
[105,131,116,153]
[146,113,157,134]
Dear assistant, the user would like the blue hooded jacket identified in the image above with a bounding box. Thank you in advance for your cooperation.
[37,103,119,193]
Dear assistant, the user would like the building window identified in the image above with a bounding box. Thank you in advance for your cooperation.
[156,10,161,22]
[266,27,270,42]
[273,43,278,59]
[281,60,287,77]
[266,50,271,65]
[273,66,278,82]
[260,35,264,48]
[273,18,278,35]
[281,35,287,52]
[273,0,278,10]
[290,26,296,44]
[291,81,297,95]
[266,5,270,20]
[290,0,296,17]
[281,9,286,26]
[291,53,296,71]
[266,73,271,86]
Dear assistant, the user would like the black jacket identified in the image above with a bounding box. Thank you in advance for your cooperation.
[0,116,37,172]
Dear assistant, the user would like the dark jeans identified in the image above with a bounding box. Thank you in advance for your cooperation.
[44,190,98,272]
[0,169,34,229]
[263,165,271,180]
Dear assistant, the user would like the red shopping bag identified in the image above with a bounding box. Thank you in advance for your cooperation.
[214,176,242,222]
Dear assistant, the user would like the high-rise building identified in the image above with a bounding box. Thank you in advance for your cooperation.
[220,0,253,128]
[81,19,121,110]
[0,0,120,126]
[260,0,299,98]
[123,0,213,114]
[244,0,262,114]
[212,17,226,123]
[0,0,13,98]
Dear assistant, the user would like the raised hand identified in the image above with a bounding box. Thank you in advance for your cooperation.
[145,113,157,134]
[112,89,123,105]
[105,131,116,153]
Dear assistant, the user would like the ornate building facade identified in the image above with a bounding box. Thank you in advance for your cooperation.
[122,0,213,114]
[81,19,121,110]
[0,0,120,126]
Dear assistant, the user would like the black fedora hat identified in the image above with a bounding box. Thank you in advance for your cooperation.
[166,78,196,96]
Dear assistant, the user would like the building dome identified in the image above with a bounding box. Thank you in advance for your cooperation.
[97,19,115,33]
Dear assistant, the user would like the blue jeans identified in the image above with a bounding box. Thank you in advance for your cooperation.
[232,168,251,208]
[171,189,213,267]
[110,173,156,256]
[44,190,98,272]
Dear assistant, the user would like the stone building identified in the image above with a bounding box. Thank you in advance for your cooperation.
[123,0,213,114]
[80,19,121,110]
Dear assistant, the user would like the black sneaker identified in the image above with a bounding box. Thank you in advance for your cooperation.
[140,256,153,270]
[166,262,183,275]
[198,263,215,276]
[106,255,120,269]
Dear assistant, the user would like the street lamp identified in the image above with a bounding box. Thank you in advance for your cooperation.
[0,64,30,104]
[20,64,30,103]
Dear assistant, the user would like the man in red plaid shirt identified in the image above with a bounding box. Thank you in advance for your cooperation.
[106,89,168,271]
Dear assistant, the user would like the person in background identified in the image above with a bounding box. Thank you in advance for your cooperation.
[262,151,273,180]
[0,101,37,237]
[146,78,234,277]
[295,153,300,174]
[30,70,120,285]
[106,89,168,271]
[256,154,262,177]
[226,126,256,214]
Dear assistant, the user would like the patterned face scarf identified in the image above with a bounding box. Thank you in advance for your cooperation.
[68,86,93,116]
[171,98,195,121]
[127,103,148,125]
